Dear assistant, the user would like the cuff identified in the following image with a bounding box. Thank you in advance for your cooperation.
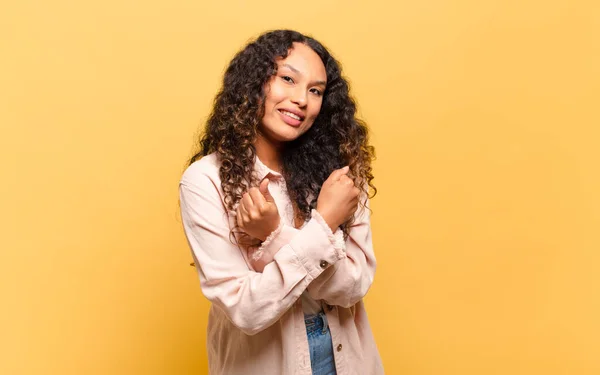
[288,210,347,279]
[310,209,346,257]
[252,223,300,262]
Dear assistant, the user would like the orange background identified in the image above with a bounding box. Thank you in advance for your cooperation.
[1,0,599,374]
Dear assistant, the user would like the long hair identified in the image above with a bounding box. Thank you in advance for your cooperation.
[189,29,376,237]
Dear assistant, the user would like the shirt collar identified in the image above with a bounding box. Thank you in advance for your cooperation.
[254,155,283,181]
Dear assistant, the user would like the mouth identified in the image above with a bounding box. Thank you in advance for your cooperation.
[278,108,305,122]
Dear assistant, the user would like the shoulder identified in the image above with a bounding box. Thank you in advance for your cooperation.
[180,152,222,190]
[179,153,233,221]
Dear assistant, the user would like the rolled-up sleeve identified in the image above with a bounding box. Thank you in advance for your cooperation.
[179,173,346,335]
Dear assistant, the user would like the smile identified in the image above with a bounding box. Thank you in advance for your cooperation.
[279,110,303,121]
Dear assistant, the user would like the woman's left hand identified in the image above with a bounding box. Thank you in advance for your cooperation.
[236,178,280,241]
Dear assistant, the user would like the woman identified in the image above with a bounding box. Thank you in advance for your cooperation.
[179,29,383,375]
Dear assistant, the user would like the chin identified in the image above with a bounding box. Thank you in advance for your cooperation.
[265,125,305,143]
[273,132,302,143]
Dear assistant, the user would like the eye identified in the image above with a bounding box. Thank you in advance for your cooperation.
[281,75,294,83]
[310,88,323,96]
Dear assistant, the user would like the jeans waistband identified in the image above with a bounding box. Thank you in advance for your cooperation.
[304,312,329,334]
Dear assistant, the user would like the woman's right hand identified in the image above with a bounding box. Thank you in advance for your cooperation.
[236,178,280,242]
[316,166,360,232]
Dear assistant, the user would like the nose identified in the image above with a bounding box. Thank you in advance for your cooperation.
[290,88,307,107]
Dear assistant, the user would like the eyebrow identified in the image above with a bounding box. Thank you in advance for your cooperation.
[282,64,327,86]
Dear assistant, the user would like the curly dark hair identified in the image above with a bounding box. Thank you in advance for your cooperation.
[188,29,376,237]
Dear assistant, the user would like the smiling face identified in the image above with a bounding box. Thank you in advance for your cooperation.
[258,42,327,146]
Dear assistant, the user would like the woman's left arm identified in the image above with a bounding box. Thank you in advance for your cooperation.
[305,197,376,308]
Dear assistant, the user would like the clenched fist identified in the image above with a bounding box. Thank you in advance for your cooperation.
[316,166,360,232]
[236,178,280,241]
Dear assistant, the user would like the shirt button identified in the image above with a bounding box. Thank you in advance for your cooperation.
[337,344,343,352]
[319,260,329,269]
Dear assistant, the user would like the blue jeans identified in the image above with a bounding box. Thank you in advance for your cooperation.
[305,312,337,375]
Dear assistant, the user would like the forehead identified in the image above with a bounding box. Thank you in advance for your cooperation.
[277,43,326,80]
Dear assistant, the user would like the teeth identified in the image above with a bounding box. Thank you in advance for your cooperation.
[281,110,301,121]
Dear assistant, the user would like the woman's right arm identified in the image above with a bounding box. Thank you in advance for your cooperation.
[179,172,345,336]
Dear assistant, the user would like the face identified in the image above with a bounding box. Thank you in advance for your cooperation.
[259,42,327,146]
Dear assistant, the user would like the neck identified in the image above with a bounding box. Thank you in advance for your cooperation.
[254,132,282,173]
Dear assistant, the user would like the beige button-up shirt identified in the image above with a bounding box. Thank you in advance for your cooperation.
[179,152,384,375]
